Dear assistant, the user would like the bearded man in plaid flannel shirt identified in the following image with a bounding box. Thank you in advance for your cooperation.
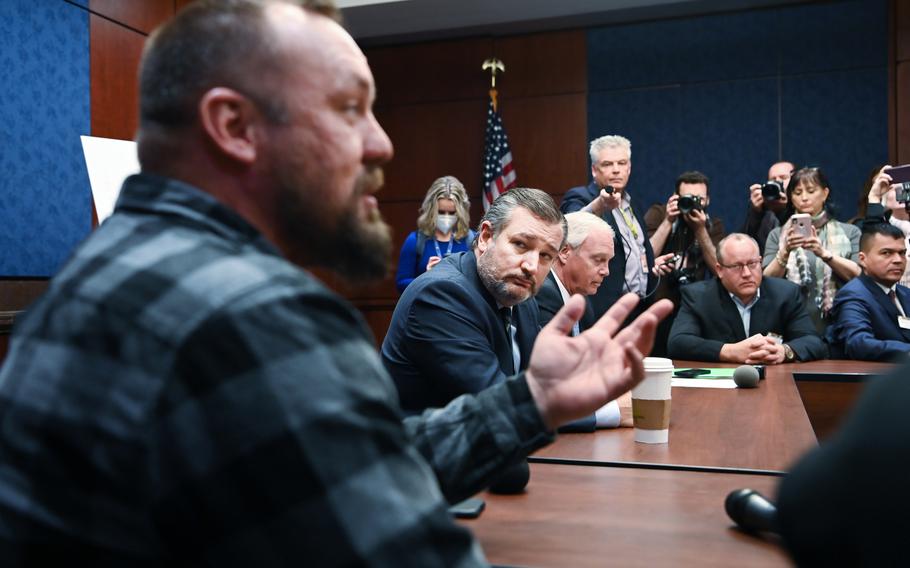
[0,0,671,565]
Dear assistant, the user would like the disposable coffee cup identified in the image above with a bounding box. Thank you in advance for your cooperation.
[632,357,673,443]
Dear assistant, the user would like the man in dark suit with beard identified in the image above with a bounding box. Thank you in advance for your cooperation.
[382,188,566,491]
[667,233,827,364]
[382,188,565,414]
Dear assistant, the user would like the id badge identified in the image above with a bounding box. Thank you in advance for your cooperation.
[899,316,910,330]
[640,253,648,274]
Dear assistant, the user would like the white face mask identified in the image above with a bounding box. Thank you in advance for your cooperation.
[436,214,457,235]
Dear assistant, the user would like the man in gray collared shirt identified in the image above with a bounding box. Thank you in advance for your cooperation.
[559,135,674,320]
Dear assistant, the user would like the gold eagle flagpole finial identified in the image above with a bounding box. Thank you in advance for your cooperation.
[482,58,505,111]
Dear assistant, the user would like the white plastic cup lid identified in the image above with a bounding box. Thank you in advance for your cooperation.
[643,357,674,371]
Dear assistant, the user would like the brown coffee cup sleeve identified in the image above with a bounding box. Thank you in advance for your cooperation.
[632,399,671,430]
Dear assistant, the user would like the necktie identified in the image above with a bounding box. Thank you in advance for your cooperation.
[499,307,520,375]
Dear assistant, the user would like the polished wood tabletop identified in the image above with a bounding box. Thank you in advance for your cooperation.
[531,360,893,473]
[461,463,789,568]
[464,359,896,567]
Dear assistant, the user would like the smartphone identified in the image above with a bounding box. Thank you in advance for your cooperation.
[449,498,485,519]
[674,368,710,378]
[884,164,910,185]
[791,213,812,238]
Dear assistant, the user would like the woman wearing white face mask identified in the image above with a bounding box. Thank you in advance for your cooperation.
[395,176,474,293]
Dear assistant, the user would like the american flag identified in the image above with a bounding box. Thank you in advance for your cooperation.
[481,99,516,211]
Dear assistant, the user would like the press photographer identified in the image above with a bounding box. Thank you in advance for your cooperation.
[648,170,724,286]
[741,160,793,254]
[646,171,726,354]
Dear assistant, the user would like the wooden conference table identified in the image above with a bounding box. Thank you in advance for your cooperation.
[459,359,895,567]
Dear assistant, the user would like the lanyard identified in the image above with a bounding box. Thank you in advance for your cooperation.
[433,238,454,258]
[618,206,639,240]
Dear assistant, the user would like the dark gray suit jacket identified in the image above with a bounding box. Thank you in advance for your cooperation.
[536,271,597,331]
[560,182,656,320]
[667,277,827,362]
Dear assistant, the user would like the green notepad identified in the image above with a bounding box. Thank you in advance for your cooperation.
[675,368,737,379]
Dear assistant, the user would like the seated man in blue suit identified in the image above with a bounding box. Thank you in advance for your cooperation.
[383,187,566,493]
[826,223,910,361]
[668,233,827,363]
[382,187,564,413]
[383,188,617,435]
[537,211,630,427]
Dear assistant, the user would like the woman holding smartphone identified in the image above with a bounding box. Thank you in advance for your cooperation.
[762,166,861,333]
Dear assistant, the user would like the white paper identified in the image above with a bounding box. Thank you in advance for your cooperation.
[671,378,737,389]
[81,135,140,224]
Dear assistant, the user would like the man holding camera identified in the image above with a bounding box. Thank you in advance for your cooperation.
[645,171,725,354]
[741,160,794,254]
[560,135,674,321]
[647,171,724,284]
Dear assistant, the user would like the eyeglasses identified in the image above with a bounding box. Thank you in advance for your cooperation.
[719,259,762,271]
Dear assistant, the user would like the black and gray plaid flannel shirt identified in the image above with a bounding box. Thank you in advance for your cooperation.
[0,173,553,565]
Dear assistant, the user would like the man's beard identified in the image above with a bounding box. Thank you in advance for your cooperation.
[476,243,536,307]
[277,167,392,283]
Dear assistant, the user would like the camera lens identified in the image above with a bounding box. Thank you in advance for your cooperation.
[761,181,783,201]
[677,194,700,214]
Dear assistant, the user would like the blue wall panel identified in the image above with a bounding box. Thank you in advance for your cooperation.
[677,78,779,231]
[781,68,889,217]
[588,9,778,92]
[779,0,887,75]
[587,86,681,198]
[0,0,90,277]
[586,0,888,231]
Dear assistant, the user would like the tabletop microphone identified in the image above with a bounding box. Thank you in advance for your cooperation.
[489,460,530,494]
[725,488,779,534]
[733,365,760,388]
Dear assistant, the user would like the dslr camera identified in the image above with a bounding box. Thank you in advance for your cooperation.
[677,194,703,214]
[662,253,696,286]
[669,266,697,286]
[761,180,785,202]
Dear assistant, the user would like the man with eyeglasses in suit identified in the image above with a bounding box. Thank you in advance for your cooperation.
[667,233,827,363]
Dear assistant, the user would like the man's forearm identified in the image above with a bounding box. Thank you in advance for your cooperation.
[694,226,718,274]
[403,375,554,504]
[649,219,672,255]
